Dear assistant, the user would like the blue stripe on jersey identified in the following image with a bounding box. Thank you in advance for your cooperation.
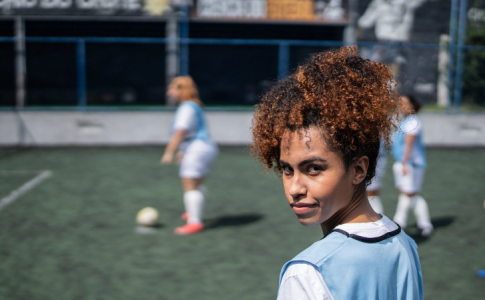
[170,101,210,141]
[391,115,426,168]
[279,230,424,300]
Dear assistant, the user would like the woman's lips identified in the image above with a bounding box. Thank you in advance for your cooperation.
[291,203,317,215]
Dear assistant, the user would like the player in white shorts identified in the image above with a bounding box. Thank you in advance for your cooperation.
[161,76,218,235]
[367,141,386,214]
[391,95,433,236]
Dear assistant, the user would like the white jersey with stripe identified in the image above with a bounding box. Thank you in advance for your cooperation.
[391,114,426,168]
[171,101,211,152]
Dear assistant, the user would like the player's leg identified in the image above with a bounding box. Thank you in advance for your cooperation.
[393,162,413,228]
[368,190,384,215]
[411,167,433,236]
[367,155,387,214]
[181,183,207,221]
[182,177,205,222]
[174,177,205,235]
[175,151,206,235]
[178,179,206,234]
[181,184,207,221]
[394,193,412,228]
[175,141,218,235]
[413,195,433,236]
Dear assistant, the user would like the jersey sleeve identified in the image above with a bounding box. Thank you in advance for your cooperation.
[277,262,334,300]
[173,104,196,131]
[402,117,422,136]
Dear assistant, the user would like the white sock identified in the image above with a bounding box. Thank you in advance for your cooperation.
[393,193,412,228]
[368,196,384,215]
[184,190,204,224]
[412,195,433,230]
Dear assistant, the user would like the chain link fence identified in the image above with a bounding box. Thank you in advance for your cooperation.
[0,0,484,111]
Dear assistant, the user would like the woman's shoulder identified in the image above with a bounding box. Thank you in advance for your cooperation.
[294,216,412,264]
[291,232,349,265]
[176,101,199,114]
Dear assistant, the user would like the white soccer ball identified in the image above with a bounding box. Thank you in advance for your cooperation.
[136,207,160,226]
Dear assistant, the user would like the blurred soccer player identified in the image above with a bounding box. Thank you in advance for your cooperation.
[391,95,433,237]
[162,76,218,235]
[367,141,386,214]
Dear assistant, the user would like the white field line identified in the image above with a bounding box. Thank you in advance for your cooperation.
[0,170,48,175]
[0,170,52,212]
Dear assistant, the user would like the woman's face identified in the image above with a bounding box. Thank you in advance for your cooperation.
[279,127,356,227]
[166,82,182,101]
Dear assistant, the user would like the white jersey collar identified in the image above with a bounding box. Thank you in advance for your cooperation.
[333,215,399,239]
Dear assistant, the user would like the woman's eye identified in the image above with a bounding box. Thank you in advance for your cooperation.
[307,165,321,173]
[283,166,292,174]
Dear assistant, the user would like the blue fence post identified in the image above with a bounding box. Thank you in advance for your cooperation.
[77,39,87,108]
[447,0,459,113]
[179,5,190,76]
[278,42,290,80]
[453,0,468,112]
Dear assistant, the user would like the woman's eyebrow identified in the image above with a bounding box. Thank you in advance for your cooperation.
[279,157,326,167]
[298,157,326,167]
[279,160,290,167]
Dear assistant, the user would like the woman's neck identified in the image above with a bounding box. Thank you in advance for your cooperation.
[320,191,381,236]
[342,194,381,224]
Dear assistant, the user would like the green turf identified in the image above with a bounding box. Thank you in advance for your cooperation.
[0,147,484,300]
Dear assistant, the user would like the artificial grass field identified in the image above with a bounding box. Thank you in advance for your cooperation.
[0,146,484,300]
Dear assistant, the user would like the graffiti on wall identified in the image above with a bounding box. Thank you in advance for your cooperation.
[0,0,173,15]
[1,0,349,20]
[196,0,266,18]
[196,0,348,22]
[357,0,426,42]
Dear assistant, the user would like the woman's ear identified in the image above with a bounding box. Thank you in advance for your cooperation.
[352,156,369,185]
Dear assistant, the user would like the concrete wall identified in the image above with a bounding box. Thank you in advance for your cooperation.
[0,110,254,146]
[0,111,484,147]
[421,113,485,147]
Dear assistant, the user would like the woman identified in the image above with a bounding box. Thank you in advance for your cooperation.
[162,76,218,235]
[252,46,423,299]
[391,95,433,237]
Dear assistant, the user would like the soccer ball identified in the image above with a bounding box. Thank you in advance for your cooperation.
[136,207,160,226]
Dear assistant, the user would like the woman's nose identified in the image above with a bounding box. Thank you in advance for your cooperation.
[287,174,306,198]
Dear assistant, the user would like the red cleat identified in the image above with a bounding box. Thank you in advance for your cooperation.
[174,223,204,235]
[181,212,189,221]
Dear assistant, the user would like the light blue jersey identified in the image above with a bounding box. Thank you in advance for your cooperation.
[279,224,424,300]
[170,101,211,150]
[391,115,426,168]
[378,140,387,159]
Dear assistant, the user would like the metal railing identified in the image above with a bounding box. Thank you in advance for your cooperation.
[0,34,483,111]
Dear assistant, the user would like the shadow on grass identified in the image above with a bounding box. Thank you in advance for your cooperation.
[204,213,264,229]
[407,215,456,244]
[135,223,165,234]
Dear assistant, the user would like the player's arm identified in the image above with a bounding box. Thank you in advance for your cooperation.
[402,134,417,175]
[161,129,186,164]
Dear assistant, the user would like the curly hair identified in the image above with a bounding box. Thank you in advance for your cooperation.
[252,46,399,185]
